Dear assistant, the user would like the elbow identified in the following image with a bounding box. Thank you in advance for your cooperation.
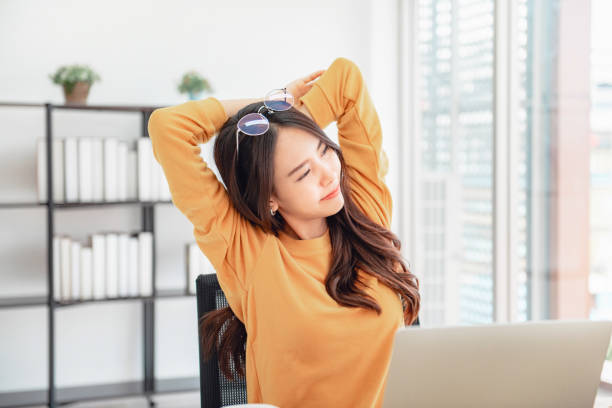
[147,108,172,141]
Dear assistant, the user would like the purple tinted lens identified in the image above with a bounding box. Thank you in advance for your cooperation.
[265,100,292,111]
[237,113,268,136]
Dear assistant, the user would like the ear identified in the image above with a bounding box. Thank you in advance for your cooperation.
[269,196,279,212]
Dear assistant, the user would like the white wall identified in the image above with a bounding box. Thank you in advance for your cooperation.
[0,0,402,392]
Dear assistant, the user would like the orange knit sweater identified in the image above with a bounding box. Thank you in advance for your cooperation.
[148,57,404,408]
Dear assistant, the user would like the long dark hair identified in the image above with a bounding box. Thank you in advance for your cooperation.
[200,102,420,380]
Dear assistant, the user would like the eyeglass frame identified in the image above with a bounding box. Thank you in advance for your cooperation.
[235,88,294,158]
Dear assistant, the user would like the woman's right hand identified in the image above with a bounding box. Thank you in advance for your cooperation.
[284,69,326,107]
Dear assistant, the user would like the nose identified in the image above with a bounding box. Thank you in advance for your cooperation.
[319,161,336,187]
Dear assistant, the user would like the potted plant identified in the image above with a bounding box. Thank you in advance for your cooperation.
[178,70,213,100]
[49,64,101,105]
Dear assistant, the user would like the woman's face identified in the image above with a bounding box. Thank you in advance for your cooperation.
[270,126,344,222]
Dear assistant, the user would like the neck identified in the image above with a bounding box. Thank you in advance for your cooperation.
[282,217,328,240]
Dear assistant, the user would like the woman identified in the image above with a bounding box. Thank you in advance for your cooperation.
[148,57,420,408]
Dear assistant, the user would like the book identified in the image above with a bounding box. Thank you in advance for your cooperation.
[105,233,119,298]
[139,232,153,296]
[157,158,171,201]
[78,138,93,202]
[64,137,79,203]
[91,234,106,299]
[128,236,139,296]
[91,138,104,202]
[199,249,215,276]
[138,138,152,201]
[80,247,93,300]
[151,141,160,201]
[104,139,118,202]
[53,139,65,203]
[52,236,61,301]
[117,233,129,297]
[186,243,199,294]
[37,138,47,202]
[186,242,216,294]
[59,237,72,301]
[117,141,128,201]
[70,241,81,300]
[127,148,138,201]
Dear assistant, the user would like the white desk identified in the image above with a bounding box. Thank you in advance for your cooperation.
[595,383,612,407]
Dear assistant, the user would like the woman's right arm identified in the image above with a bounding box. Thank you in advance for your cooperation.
[148,97,267,323]
[218,98,262,118]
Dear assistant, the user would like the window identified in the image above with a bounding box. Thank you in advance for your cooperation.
[408,0,606,328]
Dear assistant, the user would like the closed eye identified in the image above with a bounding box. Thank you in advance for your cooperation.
[297,145,330,181]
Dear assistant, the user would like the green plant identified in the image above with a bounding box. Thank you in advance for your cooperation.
[49,64,101,94]
[178,70,213,95]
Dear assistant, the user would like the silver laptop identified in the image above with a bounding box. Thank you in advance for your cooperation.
[382,319,612,408]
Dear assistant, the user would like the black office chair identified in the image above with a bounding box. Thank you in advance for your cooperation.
[196,274,248,408]
[195,273,420,408]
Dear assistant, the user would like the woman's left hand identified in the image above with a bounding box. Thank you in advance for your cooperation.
[284,69,326,107]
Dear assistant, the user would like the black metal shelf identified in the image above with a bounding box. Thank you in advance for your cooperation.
[0,290,194,310]
[0,101,195,408]
[0,101,162,112]
[0,295,47,309]
[0,200,173,210]
[0,377,198,408]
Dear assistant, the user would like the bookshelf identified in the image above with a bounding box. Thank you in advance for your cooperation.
[0,102,198,408]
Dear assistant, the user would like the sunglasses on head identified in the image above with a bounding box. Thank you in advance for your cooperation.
[235,88,295,157]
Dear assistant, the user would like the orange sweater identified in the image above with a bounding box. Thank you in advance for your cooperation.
[148,57,404,408]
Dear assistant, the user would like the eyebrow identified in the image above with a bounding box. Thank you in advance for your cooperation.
[287,140,323,177]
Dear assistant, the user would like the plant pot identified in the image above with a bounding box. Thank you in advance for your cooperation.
[63,81,91,105]
[188,90,203,101]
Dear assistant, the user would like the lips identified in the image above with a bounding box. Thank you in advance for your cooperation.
[322,184,340,200]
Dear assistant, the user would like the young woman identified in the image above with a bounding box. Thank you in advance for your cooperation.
[148,57,420,408]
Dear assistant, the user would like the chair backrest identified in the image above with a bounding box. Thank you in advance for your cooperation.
[196,274,248,408]
[195,273,420,407]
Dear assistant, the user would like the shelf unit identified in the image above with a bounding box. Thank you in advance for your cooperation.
[0,102,198,408]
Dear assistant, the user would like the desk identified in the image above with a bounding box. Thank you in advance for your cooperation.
[595,383,612,407]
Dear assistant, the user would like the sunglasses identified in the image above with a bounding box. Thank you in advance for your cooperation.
[235,88,295,157]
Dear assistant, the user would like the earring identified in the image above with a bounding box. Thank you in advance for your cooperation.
[270,209,276,216]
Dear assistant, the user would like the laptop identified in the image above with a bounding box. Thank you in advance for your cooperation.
[382,319,612,408]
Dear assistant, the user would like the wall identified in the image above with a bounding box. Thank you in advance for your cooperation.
[0,0,402,392]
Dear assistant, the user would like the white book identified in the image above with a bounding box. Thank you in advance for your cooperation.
[64,137,79,202]
[138,232,153,296]
[161,170,172,201]
[151,143,160,201]
[137,138,152,201]
[37,138,47,202]
[187,243,199,294]
[128,236,139,297]
[117,141,128,201]
[117,233,129,297]
[91,138,104,202]
[78,138,93,202]
[105,233,119,298]
[70,241,81,300]
[91,234,106,299]
[127,149,138,201]
[59,237,72,301]
[52,236,61,301]
[156,158,170,202]
[52,139,64,203]
[80,247,93,300]
[200,250,215,275]
[104,139,119,202]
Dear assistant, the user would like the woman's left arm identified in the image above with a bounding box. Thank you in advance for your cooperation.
[296,57,393,229]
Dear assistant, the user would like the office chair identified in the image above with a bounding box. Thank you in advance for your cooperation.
[196,273,248,408]
[195,273,420,408]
